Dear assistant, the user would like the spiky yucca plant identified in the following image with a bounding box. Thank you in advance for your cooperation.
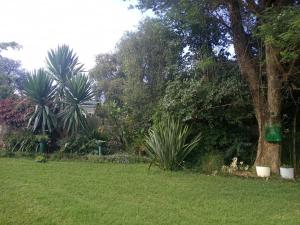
[23,69,57,133]
[46,44,84,104]
[46,44,83,83]
[145,116,201,170]
[60,74,94,135]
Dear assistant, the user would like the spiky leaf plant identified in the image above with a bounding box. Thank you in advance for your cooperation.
[23,69,57,133]
[46,44,83,82]
[60,74,94,135]
[145,116,201,170]
[46,44,84,102]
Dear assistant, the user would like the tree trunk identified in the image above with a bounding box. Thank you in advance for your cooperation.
[292,106,298,169]
[256,44,282,173]
[227,0,282,173]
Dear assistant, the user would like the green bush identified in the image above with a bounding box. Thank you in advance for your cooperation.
[145,116,201,170]
[161,75,256,164]
[3,131,38,153]
[199,152,224,174]
[59,135,98,155]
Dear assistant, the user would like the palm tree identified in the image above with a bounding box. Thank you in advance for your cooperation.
[23,69,57,134]
[60,74,94,135]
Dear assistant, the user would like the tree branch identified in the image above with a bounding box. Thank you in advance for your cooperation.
[245,0,262,14]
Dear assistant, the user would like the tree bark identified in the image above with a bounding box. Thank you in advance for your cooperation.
[261,44,282,173]
[227,0,282,173]
[293,106,298,169]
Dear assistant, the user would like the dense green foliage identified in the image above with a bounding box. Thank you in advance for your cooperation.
[0,158,299,225]
[257,7,300,64]
[3,131,37,153]
[58,130,103,155]
[2,1,300,172]
[199,151,224,174]
[161,74,256,164]
[0,42,26,99]
[90,18,182,151]
[132,0,300,171]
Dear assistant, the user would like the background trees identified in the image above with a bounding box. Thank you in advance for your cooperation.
[0,42,26,99]
[132,0,300,173]
[1,1,299,172]
[89,15,258,169]
[90,18,183,151]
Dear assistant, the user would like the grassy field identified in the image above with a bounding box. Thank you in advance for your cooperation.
[0,158,299,225]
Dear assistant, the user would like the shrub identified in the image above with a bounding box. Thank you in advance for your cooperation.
[199,152,224,174]
[145,116,201,170]
[3,131,38,153]
[161,75,256,164]
[0,98,34,128]
[58,131,109,155]
[59,136,98,155]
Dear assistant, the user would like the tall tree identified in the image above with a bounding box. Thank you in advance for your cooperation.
[134,0,300,172]
[118,18,181,97]
[89,53,125,106]
[90,18,182,149]
[0,42,26,97]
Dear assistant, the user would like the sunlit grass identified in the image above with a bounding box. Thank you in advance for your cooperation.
[0,158,299,225]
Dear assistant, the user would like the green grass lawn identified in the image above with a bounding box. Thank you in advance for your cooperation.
[0,158,299,225]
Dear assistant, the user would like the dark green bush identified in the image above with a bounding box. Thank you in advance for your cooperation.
[161,75,257,165]
[59,136,98,155]
[3,131,38,153]
[198,152,224,174]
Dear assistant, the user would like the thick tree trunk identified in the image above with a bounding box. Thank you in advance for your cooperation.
[256,135,281,173]
[292,106,298,169]
[227,0,282,173]
[255,44,282,173]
